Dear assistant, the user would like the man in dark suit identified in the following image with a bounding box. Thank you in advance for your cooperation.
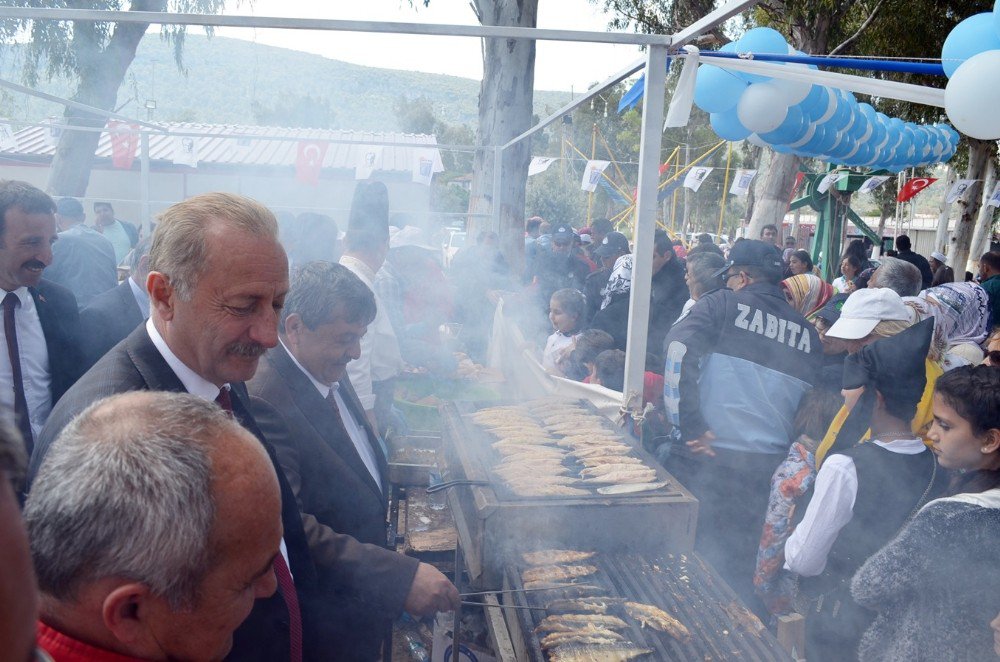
[78,236,151,369]
[248,261,458,660]
[31,192,319,661]
[0,180,82,454]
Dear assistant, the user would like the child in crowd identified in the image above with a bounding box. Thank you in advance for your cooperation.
[558,329,615,381]
[591,349,626,391]
[542,288,585,373]
[852,365,1000,661]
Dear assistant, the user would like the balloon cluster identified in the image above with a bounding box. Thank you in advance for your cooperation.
[943,7,1000,140]
[694,27,960,172]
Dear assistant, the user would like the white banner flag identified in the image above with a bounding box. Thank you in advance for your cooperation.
[987,182,1000,208]
[664,46,699,128]
[172,136,199,167]
[528,156,557,176]
[411,148,438,186]
[0,122,16,151]
[858,175,891,194]
[683,166,714,192]
[729,169,757,196]
[946,179,975,204]
[818,172,849,194]
[581,160,610,192]
[355,145,383,180]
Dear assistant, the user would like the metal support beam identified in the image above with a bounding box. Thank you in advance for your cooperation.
[622,44,668,407]
[0,7,672,46]
[140,132,150,234]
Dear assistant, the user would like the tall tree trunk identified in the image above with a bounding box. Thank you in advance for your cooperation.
[748,150,799,238]
[969,158,998,268]
[468,0,538,277]
[933,165,956,257]
[949,139,995,274]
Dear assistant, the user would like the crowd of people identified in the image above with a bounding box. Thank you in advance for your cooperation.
[517,216,1000,660]
[2,170,1000,660]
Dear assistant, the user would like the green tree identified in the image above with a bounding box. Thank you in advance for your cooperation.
[0,0,232,196]
[251,93,338,129]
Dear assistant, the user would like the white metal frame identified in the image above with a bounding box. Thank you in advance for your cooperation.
[0,0,759,405]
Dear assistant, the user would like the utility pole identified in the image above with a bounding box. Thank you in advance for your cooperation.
[682,142,691,235]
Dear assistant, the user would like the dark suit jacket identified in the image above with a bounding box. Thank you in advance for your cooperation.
[31,279,84,406]
[29,325,322,662]
[78,280,144,370]
[248,344,419,661]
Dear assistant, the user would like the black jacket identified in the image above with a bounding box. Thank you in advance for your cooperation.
[897,249,934,290]
[647,257,689,364]
[31,279,84,407]
[30,325,323,662]
[78,279,144,370]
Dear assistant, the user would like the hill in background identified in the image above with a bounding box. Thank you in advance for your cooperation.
[0,34,575,132]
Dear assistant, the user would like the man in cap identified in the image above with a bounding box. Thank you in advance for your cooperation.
[531,223,591,316]
[46,197,117,310]
[785,320,937,661]
[28,391,285,661]
[662,239,822,610]
[868,256,923,298]
[928,251,947,277]
[584,230,629,322]
[586,218,614,263]
[819,288,913,354]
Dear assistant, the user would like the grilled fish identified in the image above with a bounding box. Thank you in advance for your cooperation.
[540,628,625,650]
[547,645,653,662]
[504,475,579,487]
[578,455,642,467]
[570,446,633,458]
[579,470,658,485]
[522,579,600,592]
[535,614,629,633]
[579,463,653,478]
[522,564,597,584]
[510,484,590,497]
[623,602,690,643]
[522,550,595,566]
[596,481,670,495]
[544,597,623,614]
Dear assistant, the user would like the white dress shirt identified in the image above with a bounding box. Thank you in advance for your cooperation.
[0,287,51,440]
[281,340,383,491]
[147,318,291,569]
[339,255,403,411]
[784,437,928,576]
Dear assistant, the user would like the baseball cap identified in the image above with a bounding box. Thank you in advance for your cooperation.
[594,231,630,258]
[713,239,783,278]
[930,251,947,264]
[825,288,910,340]
[551,223,575,244]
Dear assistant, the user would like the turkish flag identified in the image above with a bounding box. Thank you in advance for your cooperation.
[659,161,671,176]
[897,177,938,202]
[108,121,139,170]
[295,140,329,186]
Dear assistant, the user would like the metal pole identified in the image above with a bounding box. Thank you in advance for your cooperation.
[682,142,692,234]
[491,145,503,233]
[622,44,668,406]
[140,132,150,236]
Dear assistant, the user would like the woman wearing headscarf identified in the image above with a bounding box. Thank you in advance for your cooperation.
[784,319,941,661]
[903,281,990,368]
[781,273,834,319]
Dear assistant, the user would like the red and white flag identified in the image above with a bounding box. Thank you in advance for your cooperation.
[108,121,138,169]
[896,177,938,202]
[296,140,328,186]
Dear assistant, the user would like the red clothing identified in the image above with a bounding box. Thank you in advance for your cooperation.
[36,622,147,662]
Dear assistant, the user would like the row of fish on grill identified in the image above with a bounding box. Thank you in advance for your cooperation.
[520,549,691,662]
[469,397,669,498]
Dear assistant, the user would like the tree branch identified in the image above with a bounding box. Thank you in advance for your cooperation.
[829,0,886,56]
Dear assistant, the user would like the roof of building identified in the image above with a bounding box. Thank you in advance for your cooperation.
[2,121,443,172]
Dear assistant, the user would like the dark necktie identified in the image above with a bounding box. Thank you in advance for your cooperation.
[217,385,302,661]
[3,292,33,453]
[327,387,388,460]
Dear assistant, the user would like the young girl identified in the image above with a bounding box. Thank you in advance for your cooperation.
[851,365,1000,661]
[542,288,585,373]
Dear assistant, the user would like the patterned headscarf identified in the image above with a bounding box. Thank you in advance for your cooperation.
[903,281,990,348]
[780,274,834,319]
[600,253,633,310]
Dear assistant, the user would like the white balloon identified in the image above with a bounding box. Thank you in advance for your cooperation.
[858,121,873,145]
[737,82,789,134]
[816,89,839,124]
[746,133,769,148]
[772,64,813,105]
[788,123,817,148]
[946,50,1000,139]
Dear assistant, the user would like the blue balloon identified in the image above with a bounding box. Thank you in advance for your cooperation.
[760,105,805,144]
[798,85,826,116]
[710,108,751,141]
[736,27,788,83]
[772,143,792,153]
[941,12,1000,77]
[858,103,878,124]
[694,65,749,113]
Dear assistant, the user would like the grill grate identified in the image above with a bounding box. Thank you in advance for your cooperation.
[507,552,791,662]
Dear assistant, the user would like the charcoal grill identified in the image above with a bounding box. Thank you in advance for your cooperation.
[504,552,792,662]
[440,400,698,587]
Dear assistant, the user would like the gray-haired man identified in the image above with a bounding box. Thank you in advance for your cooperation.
[27,391,282,661]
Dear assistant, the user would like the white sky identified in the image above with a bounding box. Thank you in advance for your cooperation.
[215,0,645,92]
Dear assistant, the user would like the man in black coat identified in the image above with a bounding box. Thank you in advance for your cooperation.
[894,234,933,290]
[0,180,82,454]
[31,193,320,661]
[248,262,458,660]
[78,236,151,369]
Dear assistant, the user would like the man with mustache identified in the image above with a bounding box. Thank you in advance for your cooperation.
[248,261,458,660]
[0,180,82,456]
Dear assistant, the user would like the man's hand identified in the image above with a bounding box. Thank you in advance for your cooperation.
[403,562,460,616]
[686,430,717,457]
